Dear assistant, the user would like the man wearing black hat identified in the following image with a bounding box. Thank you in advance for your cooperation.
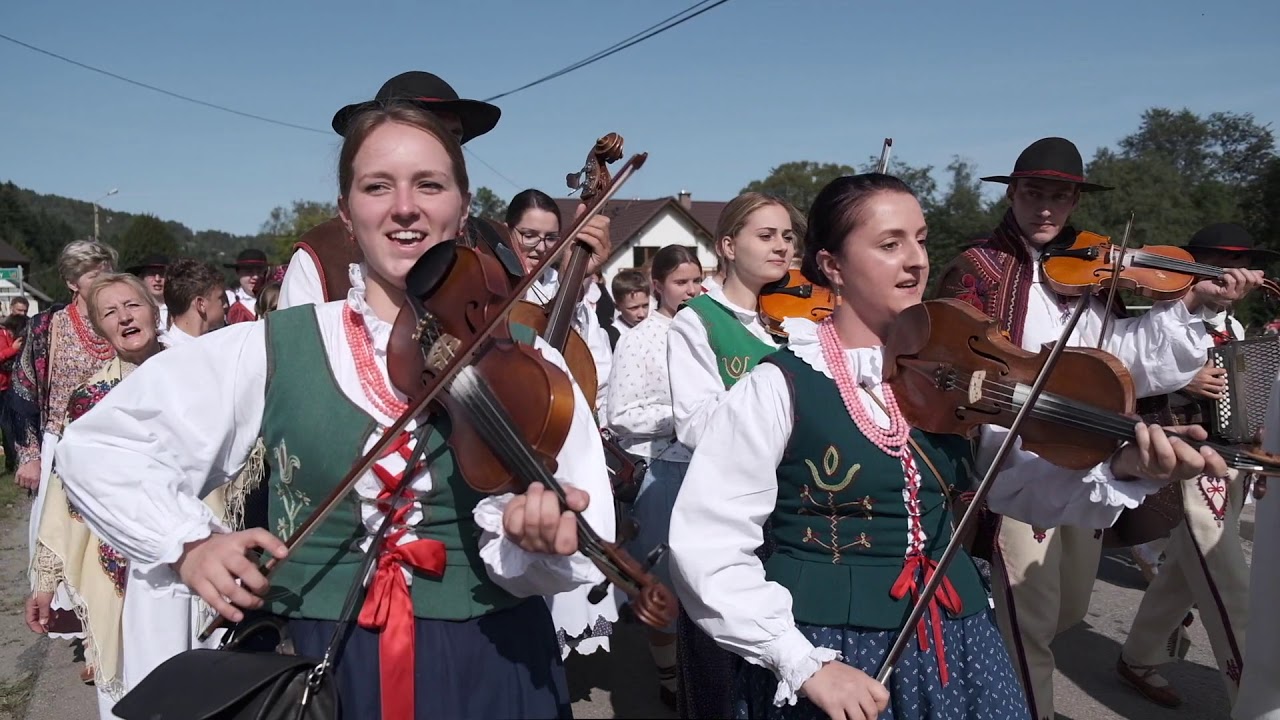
[935,137,1264,720]
[126,254,170,329]
[278,71,613,311]
[1117,222,1275,709]
[224,248,269,324]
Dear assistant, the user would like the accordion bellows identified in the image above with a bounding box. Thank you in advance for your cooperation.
[1209,335,1280,445]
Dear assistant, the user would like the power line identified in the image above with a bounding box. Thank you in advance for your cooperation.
[0,32,329,135]
[482,0,733,103]
[0,31,526,189]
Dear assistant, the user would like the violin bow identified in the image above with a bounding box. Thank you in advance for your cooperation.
[875,291,1094,685]
[875,138,893,174]
[1096,212,1136,349]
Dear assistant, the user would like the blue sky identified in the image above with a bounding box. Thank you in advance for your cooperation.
[3,0,1278,237]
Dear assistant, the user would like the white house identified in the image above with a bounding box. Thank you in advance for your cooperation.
[553,192,727,294]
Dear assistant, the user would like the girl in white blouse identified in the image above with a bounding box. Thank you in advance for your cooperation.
[665,192,805,718]
[604,243,703,707]
[52,103,614,720]
[668,173,1228,720]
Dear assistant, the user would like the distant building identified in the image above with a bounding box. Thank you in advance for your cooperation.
[0,238,47,313]
[553,191,727,287]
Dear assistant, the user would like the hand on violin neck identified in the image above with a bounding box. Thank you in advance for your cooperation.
[1184,268,1264,313]
[503,481,590,556]
[571,203,613,277]
[1110,422,1227,485]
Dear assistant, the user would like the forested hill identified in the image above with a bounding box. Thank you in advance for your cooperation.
[0,181,265,300]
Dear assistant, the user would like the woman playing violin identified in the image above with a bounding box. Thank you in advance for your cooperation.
[668,173,1229,720]
[51,102,614,720]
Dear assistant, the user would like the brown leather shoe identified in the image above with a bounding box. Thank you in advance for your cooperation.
[1117,656,1182,708]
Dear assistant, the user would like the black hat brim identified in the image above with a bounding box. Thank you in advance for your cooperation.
[331,98,501,144]
[1181,245,1280,262]
[980,174,1113,193]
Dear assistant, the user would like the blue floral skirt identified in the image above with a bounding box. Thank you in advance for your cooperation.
[733,610,1029,720]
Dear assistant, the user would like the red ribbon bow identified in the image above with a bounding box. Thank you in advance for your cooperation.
[354,431,447,720]
[890,554,964,685]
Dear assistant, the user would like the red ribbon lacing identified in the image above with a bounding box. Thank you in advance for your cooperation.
[889,554,964,686]
[356,430,447,720]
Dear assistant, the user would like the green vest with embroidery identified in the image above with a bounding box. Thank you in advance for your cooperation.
[682,294,776,388]
[761,349,987,630]
[260,306,524,622]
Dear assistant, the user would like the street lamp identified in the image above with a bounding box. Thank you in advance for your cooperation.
[93,188,118,241]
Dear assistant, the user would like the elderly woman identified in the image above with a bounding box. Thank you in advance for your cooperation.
[26,272,164,718]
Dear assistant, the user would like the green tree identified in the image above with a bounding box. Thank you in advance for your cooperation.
[470,186,508,222]
[741,161,857,215]
[923,157,1003,290]
[116,214,178,271]
[260,200,338,263]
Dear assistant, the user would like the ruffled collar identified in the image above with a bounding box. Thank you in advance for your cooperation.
[781,316,885,388]
[345,263,394,356]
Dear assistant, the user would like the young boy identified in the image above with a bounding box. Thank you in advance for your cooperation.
[612,268,651,334]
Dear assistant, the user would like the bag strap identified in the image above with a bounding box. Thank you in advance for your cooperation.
[225,423,432,695]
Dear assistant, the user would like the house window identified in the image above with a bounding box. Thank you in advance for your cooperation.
[632,246,659,269]
[632,245,699,271]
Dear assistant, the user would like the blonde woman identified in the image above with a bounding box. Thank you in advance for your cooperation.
[666,192,804,718]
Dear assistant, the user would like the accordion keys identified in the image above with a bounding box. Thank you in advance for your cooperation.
[1208,335,1280,444]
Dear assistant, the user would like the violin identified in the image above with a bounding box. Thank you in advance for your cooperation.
[1041,230,1280,300]
[758,268,840,338]
[506,133,647,505]
[883,297,1280,476]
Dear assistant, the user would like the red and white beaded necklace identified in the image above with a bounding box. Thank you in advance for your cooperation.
[816,317,909,457]
[343,305,408,420]
[68,302,115,361]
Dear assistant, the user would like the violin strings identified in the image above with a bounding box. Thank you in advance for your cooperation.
[1128,251,1224,278]
[450,367,639,591]
[938,369,1265,469]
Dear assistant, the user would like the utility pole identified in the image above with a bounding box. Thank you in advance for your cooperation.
[92,188,119,241]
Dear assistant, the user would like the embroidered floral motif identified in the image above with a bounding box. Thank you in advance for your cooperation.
[721,355,751,381]
[98,541,128,596]
[803,445,860,493]
[856,496,875,520]
[67,379,120,424]
[66,496,83,523]
[1198,475,1228,525]
[1033,528,1047,543]
[799,452,867,564]
[955,272,989,312]
[272,439,309,539]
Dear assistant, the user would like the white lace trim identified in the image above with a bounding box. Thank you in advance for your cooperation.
[781,317,884,386]
[771,647,843,706]
[473,494,577,588]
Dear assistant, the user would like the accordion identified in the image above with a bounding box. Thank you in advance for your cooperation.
[1208,335,1280,444]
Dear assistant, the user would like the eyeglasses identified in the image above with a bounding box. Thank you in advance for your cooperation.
[514,227,560,248]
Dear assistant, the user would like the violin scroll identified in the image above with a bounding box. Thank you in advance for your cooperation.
[567,132,625,202]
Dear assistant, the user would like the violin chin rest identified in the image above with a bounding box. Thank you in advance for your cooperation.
[406,240,458,299]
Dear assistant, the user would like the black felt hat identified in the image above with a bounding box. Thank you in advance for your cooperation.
[1181,222,1280,262]
[125,254,169,275]
[981,137,1113,192]
[331,71,501,144]
[224,248,268,269]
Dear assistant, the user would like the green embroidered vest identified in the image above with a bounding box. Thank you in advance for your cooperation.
[260,306,523,622]
[761,349,987,630]
[682,294,776,388]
